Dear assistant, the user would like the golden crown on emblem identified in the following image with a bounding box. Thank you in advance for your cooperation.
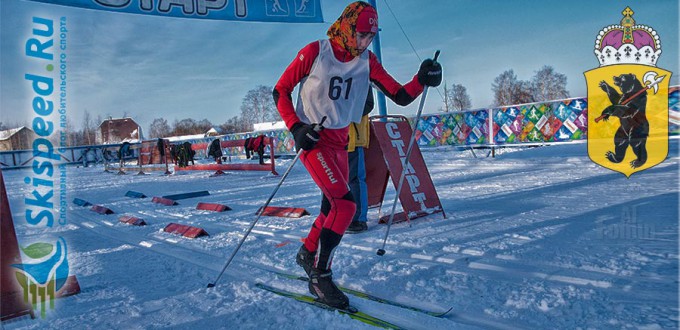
[594,7,661,67]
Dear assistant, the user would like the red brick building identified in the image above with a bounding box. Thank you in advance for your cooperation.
[97,117,142,144]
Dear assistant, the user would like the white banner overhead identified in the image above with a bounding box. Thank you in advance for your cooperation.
[24,0,324,23]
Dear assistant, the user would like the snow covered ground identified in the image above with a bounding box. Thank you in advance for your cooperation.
[3,140,678,329]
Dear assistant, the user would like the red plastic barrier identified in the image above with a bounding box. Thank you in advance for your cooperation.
[0,169,34,320]
[119,215,147,226]
[256,206,310,218]
[163,223,209,238]
[138,139,168,165]
[152,197,178,206]
[378,211,413,224]
[91,205,114,215]
[196,202,231,212]
[54,275,81,299]
[183,137,278,175]
[175,163,276,174]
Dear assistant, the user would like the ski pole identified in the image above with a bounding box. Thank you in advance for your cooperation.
[377,51,439,256]
[207,117,325,288]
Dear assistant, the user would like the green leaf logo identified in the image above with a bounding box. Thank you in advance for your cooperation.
[21,243,53,259]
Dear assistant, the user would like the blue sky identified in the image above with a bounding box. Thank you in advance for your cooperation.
[1,0,678,133]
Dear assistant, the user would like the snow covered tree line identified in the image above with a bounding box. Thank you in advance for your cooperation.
[6,65,567,146]
[0,112,101,147]
[147,84,278,138]
[153,65,569,136]
[0,85,278,147]
[491,65,570,107]
[441,65,569,112]
[440,83,472,113]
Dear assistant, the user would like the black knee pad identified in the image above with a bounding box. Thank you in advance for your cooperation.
[321,192,354,217]
[320,194,331,216]
[341,191,355,203]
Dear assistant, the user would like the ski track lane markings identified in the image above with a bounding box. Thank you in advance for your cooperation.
[346,243,676,297]
[73,215,435,329]
[66,209,518,330]
[79,203,674,299]
[361,208,675,291]
[192,214,673,295]
[199,216,669,301]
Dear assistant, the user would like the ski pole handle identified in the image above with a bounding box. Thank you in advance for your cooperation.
[313,116,327,132]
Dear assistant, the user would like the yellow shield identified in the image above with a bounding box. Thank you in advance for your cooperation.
[585,64,671,177]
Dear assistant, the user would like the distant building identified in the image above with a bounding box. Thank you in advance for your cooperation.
[206,127,219,136]
[0,127,36,151]
[97,117,143,144]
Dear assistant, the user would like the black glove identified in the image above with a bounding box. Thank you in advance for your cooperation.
[291,121,324,151]
[417,58,442,87]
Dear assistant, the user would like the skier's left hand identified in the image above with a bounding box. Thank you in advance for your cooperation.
[417,58,442,87]
[291,121,324,151]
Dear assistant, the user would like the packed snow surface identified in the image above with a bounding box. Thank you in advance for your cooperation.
[3,141,678,329]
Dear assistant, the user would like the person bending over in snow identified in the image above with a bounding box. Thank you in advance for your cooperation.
[273,1,442,309]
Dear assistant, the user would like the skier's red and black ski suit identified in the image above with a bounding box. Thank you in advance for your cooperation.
[273,39,425,270]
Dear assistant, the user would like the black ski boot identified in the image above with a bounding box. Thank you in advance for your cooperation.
[346,221,368,234]
[308,268,350,310]
[295,244,315,277]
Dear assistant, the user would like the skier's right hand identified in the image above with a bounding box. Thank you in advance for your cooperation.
[291,121,324,151]
[417,58,442,87]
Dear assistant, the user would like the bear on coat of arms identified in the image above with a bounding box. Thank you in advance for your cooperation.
[597,73,649,168]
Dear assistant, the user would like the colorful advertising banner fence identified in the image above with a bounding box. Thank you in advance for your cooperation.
[414,109,490,147]
[1,87,678,168]
[670,86,680,135]
[414,85,678,148]
[492,98,588,145]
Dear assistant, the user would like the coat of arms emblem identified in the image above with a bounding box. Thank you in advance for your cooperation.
[584,7,671,177]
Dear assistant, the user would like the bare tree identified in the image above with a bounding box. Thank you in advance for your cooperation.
[94,114,103,144]
[149,118,171,138]
[492,69,534,106]
[240,85,278,130]
[196,119,214,133]
[172,118,199,136]
[492,70,517,106]
[531,65,570,102]
[440,83,451,113]
[82,110,96,145]
[441,82,472,112]
[219,116,248,134]
[448,83,472,112]
[65,119,77,146]
[514,80,535,105]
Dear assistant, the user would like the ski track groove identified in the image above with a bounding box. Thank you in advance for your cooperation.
[193,210,676,298]
[64,208,524,330]
[70,201,673,315]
